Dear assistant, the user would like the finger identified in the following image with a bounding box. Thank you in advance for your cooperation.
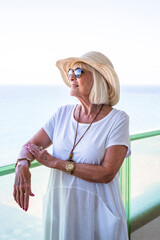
[27,148,37,158]
[17,175,25,209]
[28,144,40,152]
[19,184,25,209]
[39,150,48,162]
[28,143,37,148]
[13,185,20,206]
[13,175,20,204]
[16,185,21,208]
[29,145,39,155]
[13,184,17,202]
[26,146,35,158]
[24,186,30,211]
[30,190,35,197]
[39,146,43,151]
[41,149,47,156]
[33,145,43,152]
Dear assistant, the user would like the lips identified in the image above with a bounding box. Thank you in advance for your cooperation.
[71,84,79,87]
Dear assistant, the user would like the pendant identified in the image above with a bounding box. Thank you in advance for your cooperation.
[68,153,73,160]
[65,153,74,162]
[65,158,74,162]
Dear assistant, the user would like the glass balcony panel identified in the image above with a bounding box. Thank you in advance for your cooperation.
[131,135,160,232]
[1,131,160,239]
[0,166,50,240]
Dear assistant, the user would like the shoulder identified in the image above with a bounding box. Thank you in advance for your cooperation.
[111,108,129,121]
[107,108,129,130]
[56,104,75,114]
[43,105,76,132]
[53,104,75,119]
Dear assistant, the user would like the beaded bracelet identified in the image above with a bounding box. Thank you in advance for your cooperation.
[15,158,32,168]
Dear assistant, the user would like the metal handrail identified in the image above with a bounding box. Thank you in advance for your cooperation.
[1,129,160,176]
[0,161,41,177]
[130,129,160,141]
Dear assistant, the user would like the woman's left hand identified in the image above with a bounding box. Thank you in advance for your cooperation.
[26,144,56,168]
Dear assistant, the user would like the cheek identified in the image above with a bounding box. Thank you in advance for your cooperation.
[88,79,93,90]
[86,79,93,93]
[79,78,93,93]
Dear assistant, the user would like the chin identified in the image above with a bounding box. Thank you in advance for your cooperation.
[70,90,78,97]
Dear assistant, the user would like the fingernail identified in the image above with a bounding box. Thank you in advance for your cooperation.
[26,144,29,147]
[25,208,27,211]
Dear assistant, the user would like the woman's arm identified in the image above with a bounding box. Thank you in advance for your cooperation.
[57,145,128,183]
[27,144,127,183]
[18,128,52,159]
[13,128,52,211]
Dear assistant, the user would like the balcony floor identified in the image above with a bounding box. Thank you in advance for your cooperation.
[131,217,160,240]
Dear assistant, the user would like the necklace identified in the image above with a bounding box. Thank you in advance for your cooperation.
[68,104,104,161]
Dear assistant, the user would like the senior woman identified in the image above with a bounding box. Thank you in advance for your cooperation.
[14,51,131,240]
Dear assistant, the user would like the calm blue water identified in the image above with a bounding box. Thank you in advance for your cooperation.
[0,84,160,166]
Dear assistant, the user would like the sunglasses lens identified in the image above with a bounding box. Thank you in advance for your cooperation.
[75,68,82,78]
[68,69,73,78]
[68,68,82,78]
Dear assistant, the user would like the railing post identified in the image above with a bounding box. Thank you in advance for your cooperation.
[120,156,131,239]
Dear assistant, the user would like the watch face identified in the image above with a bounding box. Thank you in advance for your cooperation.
[66,162,75,171]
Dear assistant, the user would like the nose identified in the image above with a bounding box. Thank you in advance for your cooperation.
[70,72,76,81]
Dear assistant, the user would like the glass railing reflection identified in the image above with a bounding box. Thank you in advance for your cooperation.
[130,135,160,232]
[0,166,50,240]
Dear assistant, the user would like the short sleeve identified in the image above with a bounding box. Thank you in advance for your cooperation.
[105,112,131,158]
[42,106,62,142]
[42,115,55,143]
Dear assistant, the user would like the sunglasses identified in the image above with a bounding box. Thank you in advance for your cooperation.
[68,68,84,79]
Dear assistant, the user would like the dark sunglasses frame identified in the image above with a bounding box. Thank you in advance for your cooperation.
[68,68,84,79]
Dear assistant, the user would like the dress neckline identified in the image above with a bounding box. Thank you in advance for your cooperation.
[71,105,116,126]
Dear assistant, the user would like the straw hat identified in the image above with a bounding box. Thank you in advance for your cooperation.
[56,51,120,106]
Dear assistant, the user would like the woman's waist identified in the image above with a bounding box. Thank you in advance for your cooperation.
[48,169,121,200]
[46,171,126,220]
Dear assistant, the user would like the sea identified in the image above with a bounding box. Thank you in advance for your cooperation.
[0,84,160,167]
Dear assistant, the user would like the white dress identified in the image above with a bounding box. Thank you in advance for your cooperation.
[42,105,131,240]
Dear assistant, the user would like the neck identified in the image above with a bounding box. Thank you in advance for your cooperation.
[78,99,102,116]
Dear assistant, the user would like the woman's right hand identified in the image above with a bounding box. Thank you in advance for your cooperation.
[13,128,52,211]
[13,160,35,211]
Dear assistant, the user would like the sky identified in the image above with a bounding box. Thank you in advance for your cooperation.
[0,0,160,85]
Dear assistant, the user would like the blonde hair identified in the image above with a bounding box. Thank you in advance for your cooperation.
[70,62,109,105]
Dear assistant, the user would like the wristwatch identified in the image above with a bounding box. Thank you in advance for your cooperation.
[65,160,75,174]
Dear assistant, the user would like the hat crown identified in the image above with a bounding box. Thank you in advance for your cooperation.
[81,51,114,69]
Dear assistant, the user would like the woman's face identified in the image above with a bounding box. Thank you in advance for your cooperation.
[68,66,93,100]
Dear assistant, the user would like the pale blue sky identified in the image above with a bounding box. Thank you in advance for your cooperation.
[0,0,160,85]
